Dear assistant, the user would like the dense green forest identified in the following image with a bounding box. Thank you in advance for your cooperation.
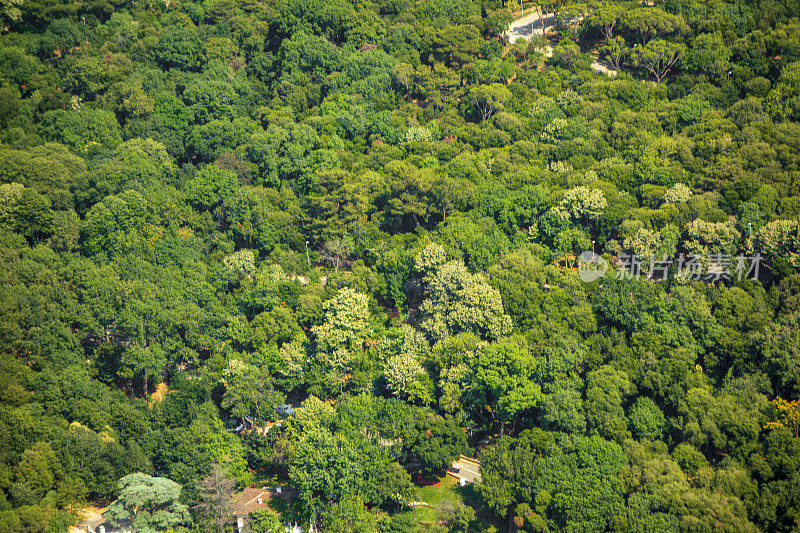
[1,0,800,530]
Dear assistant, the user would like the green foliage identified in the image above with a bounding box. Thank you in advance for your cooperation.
[400,412,470,475]
[469,84,512,121]
[184,166,237,211]
[1,1,800,530]
[628,396,666,440]
[39,108,122,152]
[221,359,285,427]
[468,336,540,427]
[104,473,191,532]
[766,61,800,121]
[289,428,409,511]
[631,39,686,83]
[419,256,512,342]
[249,507,283,533]
[154,26,202,70]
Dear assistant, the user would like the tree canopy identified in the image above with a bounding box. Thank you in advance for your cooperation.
[1,0,800,531]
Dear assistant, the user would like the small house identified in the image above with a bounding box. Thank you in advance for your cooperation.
[233,487,274,533]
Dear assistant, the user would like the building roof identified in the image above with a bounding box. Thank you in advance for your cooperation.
[233,486,296,517]
[233,488,273,517]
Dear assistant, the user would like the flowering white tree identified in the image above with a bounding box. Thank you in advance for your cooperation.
[664,183,692,203]
[556,186,608,226]
[757,219,800,267]
[312,287,372,392]
[418,250,512,342]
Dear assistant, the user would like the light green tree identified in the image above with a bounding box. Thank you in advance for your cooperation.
[404,126,433,143]
[249,508,283,533]
[470,83,512,121]
[384,326,427,400]
[312,287,371,353]
[631,39,685,84]
[312,287,371,391]
[0,0,23,25]
[221,359,285,427]
[623,226,660,259]
[277,340,306,389]
[0,182,24,226]
[621,223,679,271]
[223,249,257,277]
[384,351,423,399]
[286,395,336,439]
[104,473,191,532]
[419,257,512,342]
[756,218,800,268]
[415,242,448,274]
[685,216,741,257]
[664,183,692,203]
[556,186,607,226]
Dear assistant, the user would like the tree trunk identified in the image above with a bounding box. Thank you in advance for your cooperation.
[541,7,547,37]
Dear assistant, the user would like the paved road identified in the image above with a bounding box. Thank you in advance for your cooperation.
[505,12,617,75]
[590,58,617,76]
[451,456,482,483]
[457,462,481,483]
[505,10,557,42]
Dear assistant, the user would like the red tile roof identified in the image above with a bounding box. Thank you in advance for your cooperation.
[233,487,295,517]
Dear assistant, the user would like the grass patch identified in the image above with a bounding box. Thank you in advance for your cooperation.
[412,476,463,522]
[410,476,499,532]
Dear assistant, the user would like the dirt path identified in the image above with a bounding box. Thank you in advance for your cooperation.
[69,506,107,533]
